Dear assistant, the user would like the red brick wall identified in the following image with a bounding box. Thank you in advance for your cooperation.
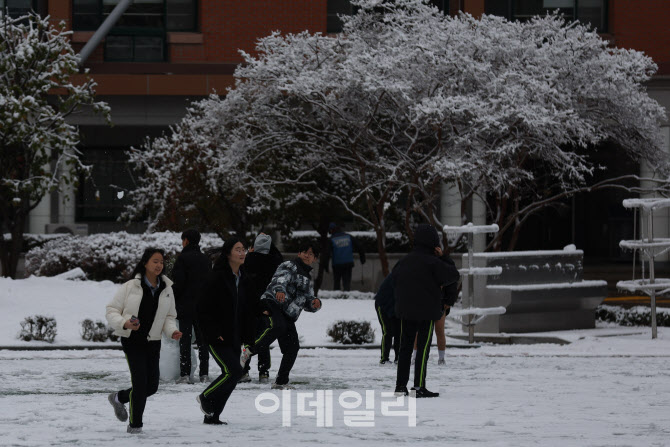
[609,0,670,73]
[200,0,328,63]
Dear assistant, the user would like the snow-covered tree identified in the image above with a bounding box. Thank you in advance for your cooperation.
[126,0,667,273]
[0,13,110,278]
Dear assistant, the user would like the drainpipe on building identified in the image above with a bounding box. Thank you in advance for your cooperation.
[77,0,133,67]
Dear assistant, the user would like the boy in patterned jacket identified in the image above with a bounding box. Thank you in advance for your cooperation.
[239,241,322,389]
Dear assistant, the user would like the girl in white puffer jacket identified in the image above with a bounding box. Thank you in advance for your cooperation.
[106,247,182,434]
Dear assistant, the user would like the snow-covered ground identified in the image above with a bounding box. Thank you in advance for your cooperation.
[1,275,669,446]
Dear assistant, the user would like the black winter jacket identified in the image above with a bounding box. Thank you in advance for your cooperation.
[374,275,395,318]
[197,262,250,348]
[243,244,283,343]
[391,224,460,321]
[170,243,211,320]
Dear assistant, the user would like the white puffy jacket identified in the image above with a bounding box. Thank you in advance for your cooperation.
[106,274,179,341]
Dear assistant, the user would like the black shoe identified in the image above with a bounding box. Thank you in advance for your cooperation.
[203,416,227,425]
[379,359,390,365]
[412,387,439,398]
[196,394,215,417]
[394,386,409,396]
[259,371,270,383]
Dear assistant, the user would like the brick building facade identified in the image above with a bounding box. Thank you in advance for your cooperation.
[14,0,669,260]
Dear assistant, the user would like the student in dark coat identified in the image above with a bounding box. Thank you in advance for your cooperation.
[374,274,400,364]
[171,229,212,384]
[392,224,460,398]
[195,237,250,425]
[239,233,284,383]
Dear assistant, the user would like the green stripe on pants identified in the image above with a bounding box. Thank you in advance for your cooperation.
[419,321,434,388]
[204,344,231,398]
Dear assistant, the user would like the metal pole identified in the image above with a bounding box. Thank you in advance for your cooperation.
[78,0,134,67]
[468,232,474,344]
[648,209,658,339]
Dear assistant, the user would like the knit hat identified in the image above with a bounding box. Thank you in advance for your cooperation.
[253,234,272,254]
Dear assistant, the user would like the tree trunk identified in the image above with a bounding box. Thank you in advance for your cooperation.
[1,211,26,278]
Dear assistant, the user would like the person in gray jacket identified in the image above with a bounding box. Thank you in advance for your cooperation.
[239,241,322,389]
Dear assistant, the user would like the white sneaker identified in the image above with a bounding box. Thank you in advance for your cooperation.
[108,392,128,422]
[239,347,252,368]
[271,382,295,390]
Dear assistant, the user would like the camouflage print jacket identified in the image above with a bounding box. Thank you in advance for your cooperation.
[261,258,321,321]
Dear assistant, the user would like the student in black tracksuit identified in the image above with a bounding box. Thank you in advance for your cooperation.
[195,237,250,425]
[171,229,212,383]
[240,233,284,383]
[392,224,460,398]
[374,274,400,364]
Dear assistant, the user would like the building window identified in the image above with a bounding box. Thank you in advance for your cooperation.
[76,148,134,221]
[429,0,450,15]
[72,0,197,61]
[485,0,607,32]
[0,0,46,17]
[327,0,353,34]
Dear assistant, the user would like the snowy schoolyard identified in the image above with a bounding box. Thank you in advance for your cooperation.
[1,275,670,446]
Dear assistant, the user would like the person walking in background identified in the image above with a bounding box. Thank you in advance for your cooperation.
[171,229,211,384]
[325,223,366,291]
[392,224,460,398]
[374,274,400,365]
[106,248,182,434]
[195,237,250,425]
[239,233,284,384]
[240,241,322,390]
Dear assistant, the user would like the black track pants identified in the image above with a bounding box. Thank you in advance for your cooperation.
[201,344,243,418]
[117,340,161,428]
[396,319,434,389]
[375,305,400,362]
[253,302,299,385]
[178,317,209,377]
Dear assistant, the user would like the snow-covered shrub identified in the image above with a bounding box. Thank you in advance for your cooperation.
[80,319,118,342]
[596,305,670,327]
[327,320,375,345]
[24,231,222,282]
[317,290,375,300]
[19,315,57,342]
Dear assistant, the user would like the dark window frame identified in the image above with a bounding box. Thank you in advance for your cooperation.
[485,0,608,33]
[0,0,47,18]
[72,0,198,61]
[72,0,198,32]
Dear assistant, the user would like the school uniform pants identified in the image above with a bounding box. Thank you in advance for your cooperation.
[117,340,161,428]
[201,343,243,418]
[333,264,353,291]
[252,301,300,385]
[396,319,435,389]
[375,305,400,362]
[244,318,272,375]
[178,317,209,378]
